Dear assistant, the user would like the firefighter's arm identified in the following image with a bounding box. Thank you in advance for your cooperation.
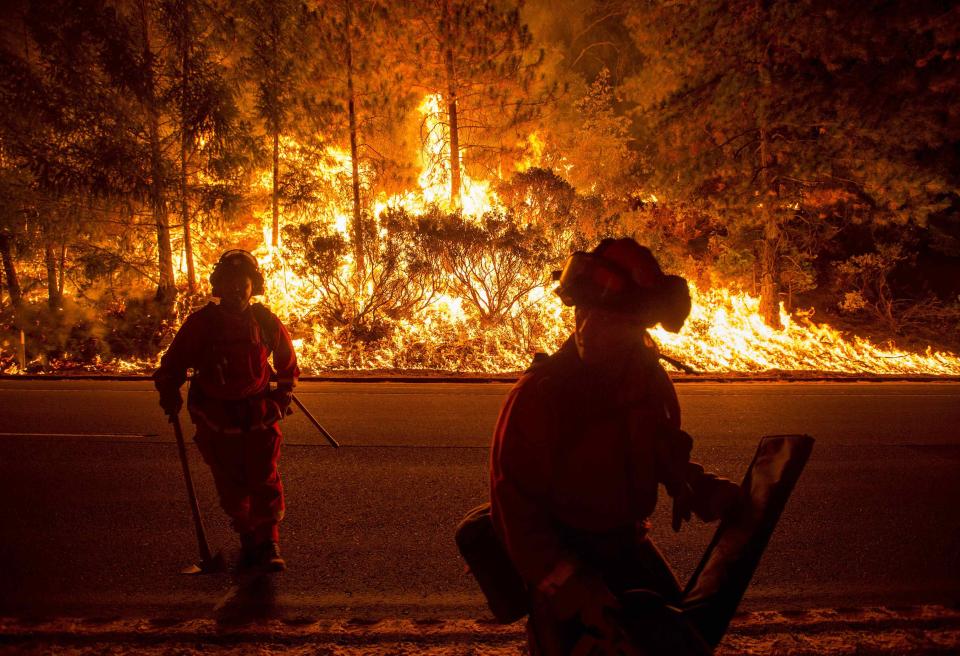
[269,318,300,415]
[655,428,739,527]
[153,316,201,416]
[638,363,712,530]
[649,423,697,532]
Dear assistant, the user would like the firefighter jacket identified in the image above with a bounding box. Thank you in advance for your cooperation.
[153,302,299,432]
[490,335,708,590]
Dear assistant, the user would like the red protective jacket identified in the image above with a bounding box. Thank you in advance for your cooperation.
[489,336,693,589]
[154,302,299,432]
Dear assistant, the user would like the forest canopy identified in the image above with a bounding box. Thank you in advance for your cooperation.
[0,0,958,374]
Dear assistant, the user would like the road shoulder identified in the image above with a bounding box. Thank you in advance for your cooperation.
[2,605,958,655]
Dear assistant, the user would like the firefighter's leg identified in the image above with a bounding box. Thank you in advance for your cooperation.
[194,424,253,535]
[615,537,711,655]
[588,531,682,604]
[526,589,581,656]
[244,425,285,546]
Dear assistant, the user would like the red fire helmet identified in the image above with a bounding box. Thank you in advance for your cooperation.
[553,238,691,332]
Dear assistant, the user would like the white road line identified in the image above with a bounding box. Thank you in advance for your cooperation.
[0,432,159,438]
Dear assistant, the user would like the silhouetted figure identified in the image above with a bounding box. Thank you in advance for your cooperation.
[489,238,739,654]
[154,250,299,572]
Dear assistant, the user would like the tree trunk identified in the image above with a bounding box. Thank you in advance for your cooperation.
[180,0,195,292]
[141,0,177,309]
[443,0,461,209]
[757,132,782,329]
[756,34,781,330]
[181,135,195,292]
[758,224,781,327]
[272,130,279,248]
[58,242,66,298]
[45,241,61,310]
[0,234,21,308]
[270,11,280,249]
[345,0,365,278]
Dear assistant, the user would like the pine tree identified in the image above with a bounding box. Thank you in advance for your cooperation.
[310,0,413,280]
[405,0,546,208]
[624,0,960,328]
[546,67,637,200]
[624,0,791,327]
[158,0,237,293]
[236,0,308,249]
[0,0,162,308]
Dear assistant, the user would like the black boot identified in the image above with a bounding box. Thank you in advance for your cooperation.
[239,533,259,570]
[260,541,286,572]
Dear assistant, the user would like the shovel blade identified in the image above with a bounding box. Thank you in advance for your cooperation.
[180,551,227,575]
[681,434,815,646]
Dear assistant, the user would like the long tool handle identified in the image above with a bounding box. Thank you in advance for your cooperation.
[291,394,340,448]
[659,352,700,375]
[170,413,214,562]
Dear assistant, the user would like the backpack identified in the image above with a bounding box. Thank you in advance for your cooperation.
[191,302,279,399]
[454,503,529,623]
[453,351,572,625]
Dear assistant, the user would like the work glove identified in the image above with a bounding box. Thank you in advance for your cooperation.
[158,387,183,417]
[690,472,741,522]
[268,388,294,418]
[671,481,695,532]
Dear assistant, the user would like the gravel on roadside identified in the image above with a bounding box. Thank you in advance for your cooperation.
[2,605,959,655]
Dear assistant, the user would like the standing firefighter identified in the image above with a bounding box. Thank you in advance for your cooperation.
[489,238,739,654]
[154,250,299,571]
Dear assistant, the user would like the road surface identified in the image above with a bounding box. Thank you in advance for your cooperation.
[0,379,958,622]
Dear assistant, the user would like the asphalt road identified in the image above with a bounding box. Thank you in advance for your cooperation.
[0,379,958,622]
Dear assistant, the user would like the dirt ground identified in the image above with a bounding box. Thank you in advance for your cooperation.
[2,606,959,655]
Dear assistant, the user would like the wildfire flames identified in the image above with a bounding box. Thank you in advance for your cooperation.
[8,94,960,377]
[651,286,960,375]
[233,95,960,376]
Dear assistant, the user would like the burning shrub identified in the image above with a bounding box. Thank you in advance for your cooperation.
[104,296,183,361]
[418,208,553,327]
[498,168,576,234]
[281,207,442,342]
[835,244,909,332]
[497,167,626,254]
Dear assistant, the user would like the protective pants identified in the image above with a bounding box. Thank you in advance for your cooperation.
[527,528,682,656]
[194,423,285,545]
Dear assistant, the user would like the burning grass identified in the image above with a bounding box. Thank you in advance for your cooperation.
[5,271,960,377]
[2,95,959,377]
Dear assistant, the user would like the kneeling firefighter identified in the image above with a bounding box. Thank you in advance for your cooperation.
[153,250,299,571]
[489,238,740,654]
